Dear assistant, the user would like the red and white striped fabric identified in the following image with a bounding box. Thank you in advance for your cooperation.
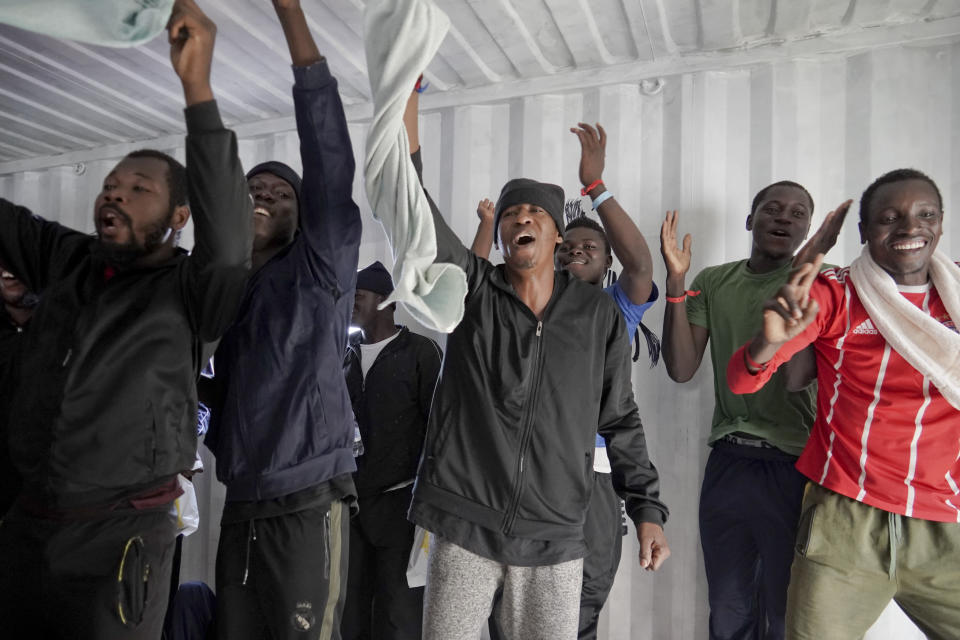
[728,267,960,522]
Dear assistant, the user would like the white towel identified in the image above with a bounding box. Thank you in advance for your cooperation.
[363,0,467,334]
[0,0,172,47]
[849,246,960,409]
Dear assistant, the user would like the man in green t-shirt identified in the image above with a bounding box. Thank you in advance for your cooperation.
[659,183,847,640]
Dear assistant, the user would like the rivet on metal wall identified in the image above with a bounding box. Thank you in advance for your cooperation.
[639,78,665,96]
[72,162,86,176]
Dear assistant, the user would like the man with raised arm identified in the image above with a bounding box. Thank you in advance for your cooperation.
[402,86,669,640]
[476,123,662,639]
[0,1,252,636]
[557,123,660,639]
[200,2,362,639]
[660,184,847,640]
[727,169,960,639]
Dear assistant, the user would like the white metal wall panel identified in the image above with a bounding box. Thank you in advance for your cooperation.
[2,41,955,639]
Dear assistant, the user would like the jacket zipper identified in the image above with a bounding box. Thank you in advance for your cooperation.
[501,319,544,534]
[356,328,403,393]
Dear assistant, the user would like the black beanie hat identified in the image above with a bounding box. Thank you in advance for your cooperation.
[493,178,565,247]
[246,161,302,209]
[356,261,394,296]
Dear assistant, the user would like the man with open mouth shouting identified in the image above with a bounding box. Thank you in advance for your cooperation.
[0,1,252,637]
[401,84,670,640]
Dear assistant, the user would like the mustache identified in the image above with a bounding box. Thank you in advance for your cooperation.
[98,203,133,228]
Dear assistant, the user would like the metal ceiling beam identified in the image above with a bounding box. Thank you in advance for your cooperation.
[2,13,958,176]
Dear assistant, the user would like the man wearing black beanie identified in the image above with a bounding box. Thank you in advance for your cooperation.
[201,2,362,638]
[341,261,441,640]
[400,85,670,640]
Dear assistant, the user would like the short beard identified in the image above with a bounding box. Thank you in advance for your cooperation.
[93,210,173,267]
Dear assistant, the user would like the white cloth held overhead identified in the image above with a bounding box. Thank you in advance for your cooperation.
[363,0,467,334]
[0,0,173,48]
[849,246,960,409]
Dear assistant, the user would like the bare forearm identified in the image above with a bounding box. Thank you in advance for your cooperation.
[591,186,653,303]
[275,6,322,67]
[746,334,784,368]
[662,275,703,382]
[403,90,420,153]
[470,218,494,259]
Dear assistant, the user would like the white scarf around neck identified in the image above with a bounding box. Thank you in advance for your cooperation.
[849,246,960,410]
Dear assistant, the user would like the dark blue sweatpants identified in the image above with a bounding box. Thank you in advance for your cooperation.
[699,440,806,640]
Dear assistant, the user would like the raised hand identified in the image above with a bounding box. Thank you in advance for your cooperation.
[759,254,824,349]
[167,0,216,106]
[660,210,691,279]
[272,0,321,67]
[476,198,494,222]
[570,123,606,194]
[793,199,853,267]
[637,522,670,571]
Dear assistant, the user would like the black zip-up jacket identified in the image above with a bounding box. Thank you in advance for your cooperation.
[0,101,252,511]
[408,154,668,565]
[343,326,441,497]
[0,309,27,514]
[203,62,362,503]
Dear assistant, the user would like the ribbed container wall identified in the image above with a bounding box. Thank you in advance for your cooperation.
[2,41,956,639]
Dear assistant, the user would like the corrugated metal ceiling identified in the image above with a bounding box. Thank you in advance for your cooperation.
[0,0,958,169]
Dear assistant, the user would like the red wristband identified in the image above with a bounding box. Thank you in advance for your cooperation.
[665,289,701,303]
[580,179,603,196]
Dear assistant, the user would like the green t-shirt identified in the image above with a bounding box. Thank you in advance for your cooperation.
[686,259,816,455]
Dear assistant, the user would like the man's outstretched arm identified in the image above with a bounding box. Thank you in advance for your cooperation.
[274,0,361,293]
[573,123,654,305]
[599,314,670,572]
[402,82,478,279]
[169,0,252,340]
[659,210,709,382]
[469,198,494,259]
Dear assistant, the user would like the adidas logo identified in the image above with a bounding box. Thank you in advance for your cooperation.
[852,319,879,335]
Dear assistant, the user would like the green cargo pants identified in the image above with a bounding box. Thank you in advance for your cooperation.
[787,482,960,640]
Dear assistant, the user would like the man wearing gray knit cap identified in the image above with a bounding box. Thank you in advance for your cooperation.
[400,86,670,640]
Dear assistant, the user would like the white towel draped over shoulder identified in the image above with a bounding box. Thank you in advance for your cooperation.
[0,0,172,47]
[849,246,960,409]
[363,0,467,334]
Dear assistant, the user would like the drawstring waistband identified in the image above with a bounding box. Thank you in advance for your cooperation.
[887,511,902,581]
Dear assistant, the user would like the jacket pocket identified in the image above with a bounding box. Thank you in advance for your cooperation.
[115,536,149,628]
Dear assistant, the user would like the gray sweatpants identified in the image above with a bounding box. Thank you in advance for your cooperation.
[422,536,583,640]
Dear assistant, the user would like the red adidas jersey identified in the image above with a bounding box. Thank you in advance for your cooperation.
[728,267,960,522]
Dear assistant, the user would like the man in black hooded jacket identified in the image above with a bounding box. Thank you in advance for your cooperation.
[0,2,252,637]
[401,84,670,640]
[341,260,441,640]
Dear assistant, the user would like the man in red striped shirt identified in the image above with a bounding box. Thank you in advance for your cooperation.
[728,168,960,638]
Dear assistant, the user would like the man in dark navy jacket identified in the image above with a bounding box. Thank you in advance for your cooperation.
[201,1,362,638]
